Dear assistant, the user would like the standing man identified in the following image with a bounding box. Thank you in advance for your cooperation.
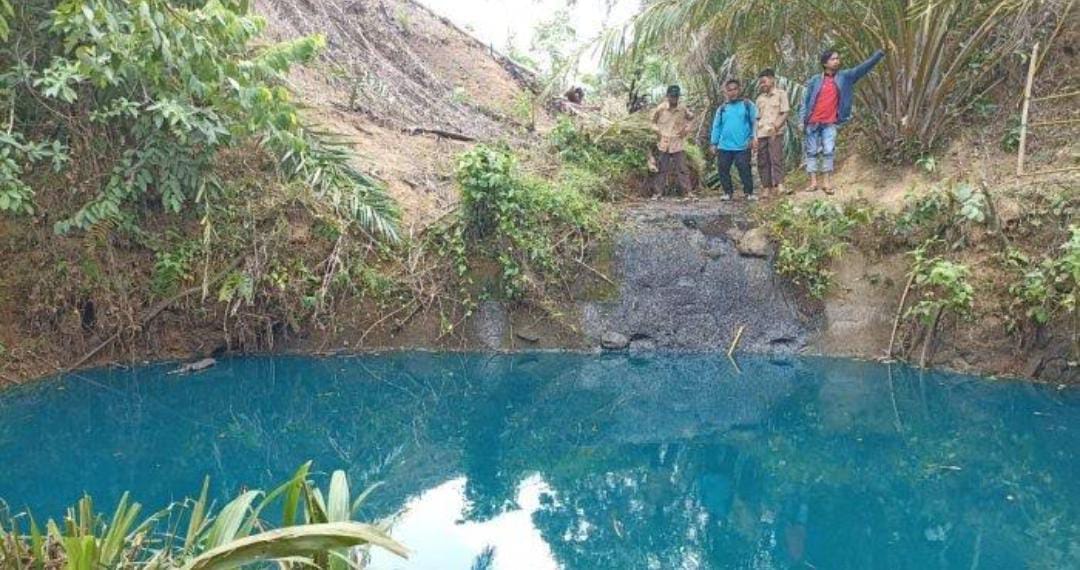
[754,69,790,196]
[800,48,885,194]
[650,85,695,200]
[711,79,757,202]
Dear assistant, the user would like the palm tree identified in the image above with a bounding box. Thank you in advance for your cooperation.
[604,0,1070,162]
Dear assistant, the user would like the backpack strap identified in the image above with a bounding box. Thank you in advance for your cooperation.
[718,99,754,137]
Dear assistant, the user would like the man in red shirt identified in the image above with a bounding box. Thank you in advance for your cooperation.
[800,48,885,194]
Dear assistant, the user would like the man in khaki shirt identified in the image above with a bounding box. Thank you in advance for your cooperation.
[650,85,694,199]
[754,69,790,195]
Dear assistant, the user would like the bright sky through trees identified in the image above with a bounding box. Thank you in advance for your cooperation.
[418,0,637,72]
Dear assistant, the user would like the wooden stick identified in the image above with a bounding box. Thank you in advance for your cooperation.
[727,325,745,359]
[727,353,742,375]
[1016,42,1039,176]
[888,272,916,358]
[405,127,476,142]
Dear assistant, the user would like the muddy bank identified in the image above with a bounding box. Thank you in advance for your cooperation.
[5,198,1075,385]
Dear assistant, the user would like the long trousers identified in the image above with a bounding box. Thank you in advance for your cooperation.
[717,149,753,196]
[756,135,785,188]
[652,151,692,196]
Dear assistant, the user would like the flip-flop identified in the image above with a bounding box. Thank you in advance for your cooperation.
[822,187,835,195]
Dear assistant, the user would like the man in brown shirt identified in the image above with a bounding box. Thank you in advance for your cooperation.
[650,85,694,199]
[754,69,790,196]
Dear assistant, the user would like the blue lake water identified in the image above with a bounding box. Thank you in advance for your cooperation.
[0,353,1077,569]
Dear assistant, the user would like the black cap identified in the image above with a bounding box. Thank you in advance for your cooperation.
[666,85,681,97]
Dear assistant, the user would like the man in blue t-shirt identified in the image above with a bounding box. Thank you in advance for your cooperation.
[710,79,758,201]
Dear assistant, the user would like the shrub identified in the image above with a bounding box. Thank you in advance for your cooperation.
[454,145,599,299]
[765,199,871,298]
[549,116,685,200]
[894,183,988,246]
[1007,226,1080,327]
[151,240,201,298]
[906,240,974,325]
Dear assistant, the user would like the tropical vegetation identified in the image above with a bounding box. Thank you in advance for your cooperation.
[602,0,1072,161]
[0,462,406,569]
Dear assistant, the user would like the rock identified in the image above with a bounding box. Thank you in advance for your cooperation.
[579,207,807,353]
[515,327,541,343]
[703,245,726,259]
[601,332,630,350]
[736,227,772,258]
[169,358,217,375]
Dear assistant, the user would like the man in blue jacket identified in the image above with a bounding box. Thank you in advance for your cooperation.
[799,48,885,194]
[711,79,758,202]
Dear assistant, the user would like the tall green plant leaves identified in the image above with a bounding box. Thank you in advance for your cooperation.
[184,477,212,552]
[327,471,350,523]
[1,463,406,568]
[181,522,407,570]
[203,491,261,549]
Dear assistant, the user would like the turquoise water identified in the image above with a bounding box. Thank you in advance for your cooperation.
[1,353,1077,569]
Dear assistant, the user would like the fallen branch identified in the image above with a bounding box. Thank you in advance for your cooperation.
[405,126,475,142]
[573,258,617,288]
[919,307,944,369]
[65,258,245,374]
[359,299,419,345]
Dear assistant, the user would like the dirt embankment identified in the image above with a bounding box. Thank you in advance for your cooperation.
[1,1,1075,385]
[0,0,539,384]
[256,0,537,228]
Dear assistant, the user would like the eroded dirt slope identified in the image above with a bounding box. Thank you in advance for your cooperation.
[257,0,536,228]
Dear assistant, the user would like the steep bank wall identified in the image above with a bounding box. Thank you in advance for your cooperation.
[576,202,812,353]
[446,200,816,354]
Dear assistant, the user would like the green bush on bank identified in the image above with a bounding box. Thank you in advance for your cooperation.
[1007,226,1080,328]
[764,199,873,298]
[906,239,974,325]
[451,144,599,300]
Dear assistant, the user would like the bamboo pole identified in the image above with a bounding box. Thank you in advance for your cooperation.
[1016,42,1039,176]
[727,325,745,359]
[1032,90,1080,102]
